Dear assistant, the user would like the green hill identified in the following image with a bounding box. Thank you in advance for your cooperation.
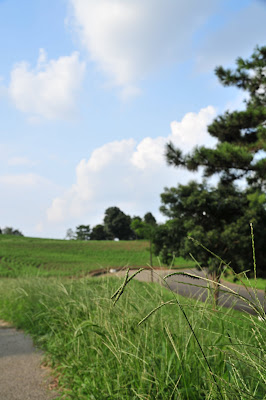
[0,235,193,277]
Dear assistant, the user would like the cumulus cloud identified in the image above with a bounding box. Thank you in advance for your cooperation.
[8,49,86,120]
[47,106,216,224]
[68,0,216,94]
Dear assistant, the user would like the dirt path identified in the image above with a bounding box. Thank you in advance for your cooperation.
[0,320,59,400]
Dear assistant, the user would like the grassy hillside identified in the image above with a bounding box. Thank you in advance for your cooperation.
[0,235,194,277]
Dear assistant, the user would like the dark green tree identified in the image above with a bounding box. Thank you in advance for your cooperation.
[143,212,157,226]
[159,46,266,291]
[75,225,91,241]
[103,207,133,240]
[90,224,110,240]
[166,46,266,189]
[155,181,266,304]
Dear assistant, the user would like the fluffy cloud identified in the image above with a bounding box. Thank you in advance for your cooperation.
[47,106,216,224]
[8,49,85,120]
[131,106,216,170]
[68,0,215,94]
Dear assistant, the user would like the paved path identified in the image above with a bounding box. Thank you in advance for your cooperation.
[112,268,265,315]
[0,321,59,400]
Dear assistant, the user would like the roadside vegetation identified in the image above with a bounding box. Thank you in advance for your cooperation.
[222,273,266,291]
[0,275,265,399]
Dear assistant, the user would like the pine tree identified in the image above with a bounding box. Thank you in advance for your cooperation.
[166,46,266,189]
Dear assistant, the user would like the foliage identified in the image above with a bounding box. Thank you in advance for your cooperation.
[103,206,133,240]
[131,212,157,240]
[143,212,157,226]
[90,224,110,240]
[166,45,266,189]
[131,213,157,266]
[156,181,266,277]
[75,224,91,241]
[0,276,264,399]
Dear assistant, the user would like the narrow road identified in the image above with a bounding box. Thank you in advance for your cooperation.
[112,268,265,315]
[0,321,58,400]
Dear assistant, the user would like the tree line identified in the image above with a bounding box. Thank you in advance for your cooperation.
[66,208,157,242]
[0,227,23,236]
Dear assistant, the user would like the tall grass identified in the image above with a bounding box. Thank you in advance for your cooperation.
[0,275,265,399]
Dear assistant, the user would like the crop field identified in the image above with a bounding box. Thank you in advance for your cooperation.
[0,235,194,277]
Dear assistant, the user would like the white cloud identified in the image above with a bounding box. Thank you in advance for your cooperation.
[47,106,216,224]
[8,49,86,120]
[8,156,36,167]
[68,0,216,94]
[131,106,216,170]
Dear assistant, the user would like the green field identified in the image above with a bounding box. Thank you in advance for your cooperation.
[0,276,265,399]
[0,234,194,277]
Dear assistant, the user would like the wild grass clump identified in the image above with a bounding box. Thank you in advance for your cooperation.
[0,275,265,399]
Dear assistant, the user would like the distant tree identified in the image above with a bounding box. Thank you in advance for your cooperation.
[65,228,75,240]
[0,228,2,234]
[131,213,157,268]
[75,225,91,241]
[2,227,23,236]
[103,207,133,240]
[144,212,157,226]
[90,224,110,240]
[130,217,144,239]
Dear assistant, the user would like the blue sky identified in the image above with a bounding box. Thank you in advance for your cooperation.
[0,0,265,239]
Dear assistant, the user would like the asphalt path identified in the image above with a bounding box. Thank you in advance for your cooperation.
[0,321,59,400]
[112,268,265,315]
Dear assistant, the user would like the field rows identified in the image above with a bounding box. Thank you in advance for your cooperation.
[0,235,194,277]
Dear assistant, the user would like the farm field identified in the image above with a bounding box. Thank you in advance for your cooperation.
[0,276,265,399]
[0,234,194,277]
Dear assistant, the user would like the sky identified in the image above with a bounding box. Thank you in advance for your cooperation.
[0,0,266,239]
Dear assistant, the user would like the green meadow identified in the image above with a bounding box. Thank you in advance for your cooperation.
[0,234,194,278]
